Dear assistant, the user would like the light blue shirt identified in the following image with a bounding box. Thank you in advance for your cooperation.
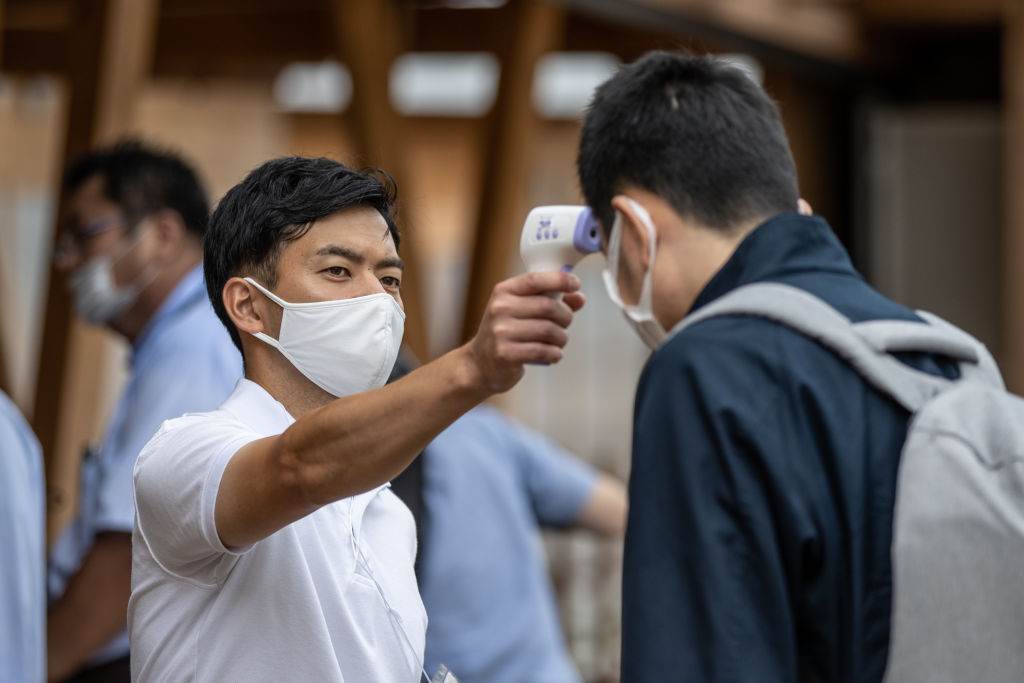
[47,265,242,665]
[420,406,597,683]
[0,391,45,683]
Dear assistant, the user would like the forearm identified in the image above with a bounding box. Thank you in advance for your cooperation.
[576,473,628,537]
[283,345,488,503]
[216,270,584,548]
[217,345,490,546]
[47,534,131,681]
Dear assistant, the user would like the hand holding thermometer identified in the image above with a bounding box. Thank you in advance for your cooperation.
[519,206,602,288]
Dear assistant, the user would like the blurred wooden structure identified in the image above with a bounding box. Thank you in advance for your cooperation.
[0,0,869,540]
[0,0,1015,508]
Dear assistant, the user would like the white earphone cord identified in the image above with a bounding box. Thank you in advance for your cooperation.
[353,540,433,683]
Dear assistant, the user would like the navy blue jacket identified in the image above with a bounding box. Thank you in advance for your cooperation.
[621,214,958,682]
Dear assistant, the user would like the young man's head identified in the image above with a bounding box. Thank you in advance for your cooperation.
[206,156,404,402]
[58,139,210,337]
[578,51,802,341]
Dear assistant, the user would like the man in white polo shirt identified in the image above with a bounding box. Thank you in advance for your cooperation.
[127,157,585,681]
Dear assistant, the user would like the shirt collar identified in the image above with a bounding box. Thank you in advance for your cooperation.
[688,213,860,315]
[133,263,208,356]
[221,379,296,437]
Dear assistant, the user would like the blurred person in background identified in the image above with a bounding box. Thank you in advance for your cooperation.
[0,391,46,682]
[390,357,627,683]
[46,141,242,682]
[577,51,961,681]
[127,157,584,681]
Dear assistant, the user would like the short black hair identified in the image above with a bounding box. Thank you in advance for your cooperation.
[578,51,799,233]
[204,156,400,351]
[63,138,209,238]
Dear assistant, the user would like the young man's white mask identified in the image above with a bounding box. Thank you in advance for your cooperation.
[602,198,668,350]
[245,278,405,398]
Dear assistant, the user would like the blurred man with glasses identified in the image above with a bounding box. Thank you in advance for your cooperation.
[46,140,241,682]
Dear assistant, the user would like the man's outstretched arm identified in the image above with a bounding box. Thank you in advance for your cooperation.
[215,271,585,549]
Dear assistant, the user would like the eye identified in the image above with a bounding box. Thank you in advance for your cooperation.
[381,276,401,290]
[323,266,350,279]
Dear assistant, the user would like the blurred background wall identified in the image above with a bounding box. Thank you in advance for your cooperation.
[0,1,1017,680]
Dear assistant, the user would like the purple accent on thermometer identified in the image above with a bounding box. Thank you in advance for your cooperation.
[572,207,602,255]
[560,264,573,272]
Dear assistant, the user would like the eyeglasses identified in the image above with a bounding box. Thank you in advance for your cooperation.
[53,216,123,265]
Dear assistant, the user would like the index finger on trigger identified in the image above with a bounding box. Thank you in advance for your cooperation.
[502,271,581,297]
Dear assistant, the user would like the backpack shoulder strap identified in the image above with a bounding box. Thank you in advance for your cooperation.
[667,283,992,413]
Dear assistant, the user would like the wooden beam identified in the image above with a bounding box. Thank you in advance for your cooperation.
[863,0,1001,26]
[332,0,431,360]
[33,0,158,541]
[1004,0,1024,394]
[565,0,864,67]
[460,0,566,343]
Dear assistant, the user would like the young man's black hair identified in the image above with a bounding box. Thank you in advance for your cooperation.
[577,50,799,233]
[63,138,210,238]
[203,156,400,351]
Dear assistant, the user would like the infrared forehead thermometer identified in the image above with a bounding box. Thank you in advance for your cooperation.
[519,205,602,275]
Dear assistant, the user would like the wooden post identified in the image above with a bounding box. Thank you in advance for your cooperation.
[332,0,430,361]
[460,0,565,343]
[1005,0,1024,393]
[0,0,7,398]
[33,0,158,540]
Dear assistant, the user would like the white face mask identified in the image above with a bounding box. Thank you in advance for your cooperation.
[68,230,157,325]
[602,198,667,350]
[245,278,405,398]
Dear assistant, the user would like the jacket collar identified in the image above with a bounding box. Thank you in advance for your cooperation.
[688,213,860,316]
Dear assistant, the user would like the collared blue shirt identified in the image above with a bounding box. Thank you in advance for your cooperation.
[48,264,242,665]
[0,391,45,683]
[621,214,959,682]
[418,406,597,683]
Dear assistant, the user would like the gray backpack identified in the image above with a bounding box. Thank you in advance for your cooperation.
[672,282,1024,683]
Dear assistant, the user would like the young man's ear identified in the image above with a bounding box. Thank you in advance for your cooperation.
[609,194,653,270]
[222,278,270,340]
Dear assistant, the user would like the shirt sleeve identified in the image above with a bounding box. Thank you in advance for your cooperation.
[0,395,45,683]
[95,348,241,535]
[485,408,598,528]
[133,414,257,584]
[621,324,808,682]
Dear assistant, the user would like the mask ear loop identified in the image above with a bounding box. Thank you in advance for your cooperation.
[106,222,163,299]
[243,277,291,308]
[602,200,657,314]
[622,198,659,317]
[243,277,288,350]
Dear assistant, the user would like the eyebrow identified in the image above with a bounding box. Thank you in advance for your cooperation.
[314,245,404,271]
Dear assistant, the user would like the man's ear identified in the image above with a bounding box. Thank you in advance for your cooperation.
[150,209,192,262]
[609,194,653,270]
[797,198,814,216]
[223,277,271,340]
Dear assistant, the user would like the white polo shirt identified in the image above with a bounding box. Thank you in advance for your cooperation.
[128,379,426,682]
